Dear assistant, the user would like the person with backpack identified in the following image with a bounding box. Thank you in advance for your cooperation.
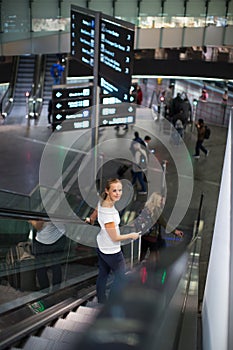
[193,118,209,159]
[131,142,148,194]
[50,59,65,85]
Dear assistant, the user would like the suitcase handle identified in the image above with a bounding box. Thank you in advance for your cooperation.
[130,233,142,269]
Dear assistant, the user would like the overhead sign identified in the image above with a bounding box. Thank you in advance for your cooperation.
[52,85,93,130]
[99,17,134,102]
[53,109,91,123]
[70,9,95,68]
[52,86,93,100]
[71,6,135,103]
[99,103,136,126]
[54,119,91,132]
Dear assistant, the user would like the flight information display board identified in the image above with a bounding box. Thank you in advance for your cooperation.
[71,6,135,103]
[99,17,134,102]
[70,9,95,68]
[52,85,93,131]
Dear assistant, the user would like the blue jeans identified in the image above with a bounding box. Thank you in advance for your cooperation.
[53,76,61,85]
[132,171,147,192]
[195,140,207,156]
[96,249,126,303]
[33,235,67,290]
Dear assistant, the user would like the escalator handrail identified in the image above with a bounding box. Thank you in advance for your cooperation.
[0,56,19,116]
[0,207,86,225]
[29,54,46,117]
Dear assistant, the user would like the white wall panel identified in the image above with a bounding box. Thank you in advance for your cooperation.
[161,28,183,48]
[183,27,205,47]
[202,119,231,350]
[135,28,160,49]
[224,26,233,46]
[204,26,224,46]
[32,33,60,54]
[2,38,32,55]
[2,26,233,56]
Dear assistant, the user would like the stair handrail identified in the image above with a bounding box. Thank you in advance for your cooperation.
[28,55,46,118]
[0,56,19,117]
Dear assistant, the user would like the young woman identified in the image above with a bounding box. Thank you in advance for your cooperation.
[95,178,140,303]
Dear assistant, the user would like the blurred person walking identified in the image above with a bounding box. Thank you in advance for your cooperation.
[29,220,67,291]
[131,142,148,194]
[134,192,183,262]
[193,118,209,159]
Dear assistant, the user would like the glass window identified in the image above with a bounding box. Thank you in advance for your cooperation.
[61,0,86,18]
[115,0,138,19]
[164,0,185,17]
[186,0,206,17]
[89,1,113,15]
[32,0,58,19]
[208,2,226,17]
[2,0,30,33]
[140,1,161,16]
[32,0,64,32]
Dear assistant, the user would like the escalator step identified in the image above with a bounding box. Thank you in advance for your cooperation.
[54,318,90,332]
[21,335,67,350]
[66,311,95,324]
[41,326,81,344]
[76,305,100,316]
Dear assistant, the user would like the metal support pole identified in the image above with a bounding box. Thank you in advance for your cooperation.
[91,12,101,188]
[161,160,167,196]
[98,153,104,195]
[25,91,30,126]
[194,192,204,238]
[130,239,134,269]
[138,234,141,262]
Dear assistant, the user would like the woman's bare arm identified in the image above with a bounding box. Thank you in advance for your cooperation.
[105,222,140,242]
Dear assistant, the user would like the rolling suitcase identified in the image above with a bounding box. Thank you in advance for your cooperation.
[6,241,37,291]
[117,164,129,178]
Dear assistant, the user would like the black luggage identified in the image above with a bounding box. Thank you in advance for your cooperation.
[117,164,129,177]
[6,241,37,291]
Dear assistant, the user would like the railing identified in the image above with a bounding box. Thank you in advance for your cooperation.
[0,56,19,117]
[27,55,45,119]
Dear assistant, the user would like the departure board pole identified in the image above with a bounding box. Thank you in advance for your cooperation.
[91,12,101,184]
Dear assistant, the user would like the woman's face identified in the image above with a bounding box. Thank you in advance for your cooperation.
[106,182,122,203]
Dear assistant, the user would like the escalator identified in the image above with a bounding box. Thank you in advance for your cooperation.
[39,53,67,119]
[0,187,199,350]
[1,53,69,123]
[8,55,36,122]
